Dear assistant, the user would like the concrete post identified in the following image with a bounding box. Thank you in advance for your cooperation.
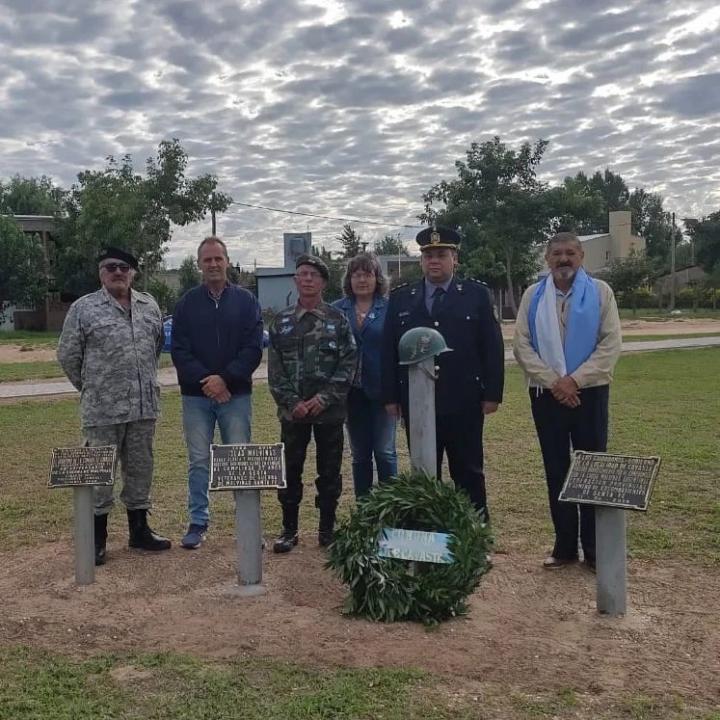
[595,507,627,616]
[408,357,437,478]
[234,489,263,591]
[73,486,95,585]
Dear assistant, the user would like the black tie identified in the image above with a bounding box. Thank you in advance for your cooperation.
[430,286,445,317]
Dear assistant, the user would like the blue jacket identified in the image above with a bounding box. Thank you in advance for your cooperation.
[171,284,263,397]
[333,295,389,401]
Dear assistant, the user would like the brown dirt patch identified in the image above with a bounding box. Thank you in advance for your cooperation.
[0,345,57,363]
[2,536,718,707]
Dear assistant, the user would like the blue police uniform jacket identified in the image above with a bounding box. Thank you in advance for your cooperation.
[381,277,504,416]
[332,295,389,401]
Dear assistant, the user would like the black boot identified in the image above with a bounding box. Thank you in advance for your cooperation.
[318,508,336,548]
[273,506,299,554]
[94,513,108,566]
[127,509,172,552]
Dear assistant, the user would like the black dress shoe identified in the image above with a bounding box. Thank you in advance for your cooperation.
[95,546,107,566]
[273,528,299,553]
[318,529,334,547]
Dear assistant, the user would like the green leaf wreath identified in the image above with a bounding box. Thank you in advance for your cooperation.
[327,470,493,624]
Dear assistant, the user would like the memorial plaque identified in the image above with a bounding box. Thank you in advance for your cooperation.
[559,451,660,511]
[210,443,286,491]
[377,528,453,564]
[48,446,116,488]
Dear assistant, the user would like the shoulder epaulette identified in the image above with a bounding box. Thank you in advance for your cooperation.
[390,282,409,293]
[468,277,489,288]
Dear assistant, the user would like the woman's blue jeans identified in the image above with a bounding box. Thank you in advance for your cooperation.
[345,388,398,498]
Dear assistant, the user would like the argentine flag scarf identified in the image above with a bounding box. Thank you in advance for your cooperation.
[528,267,600,376]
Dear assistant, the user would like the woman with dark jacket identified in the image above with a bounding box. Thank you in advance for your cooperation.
[333,253,398,498]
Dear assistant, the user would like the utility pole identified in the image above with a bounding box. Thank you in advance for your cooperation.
[669,212,676,311]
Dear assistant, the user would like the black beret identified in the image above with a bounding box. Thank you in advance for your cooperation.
[295,254,329,280]
[97,247,139,270]
[416,225,461,251]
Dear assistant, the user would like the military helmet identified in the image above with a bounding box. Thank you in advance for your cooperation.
[398,327,452,365]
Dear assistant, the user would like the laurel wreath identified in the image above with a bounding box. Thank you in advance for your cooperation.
[326,470,492,624]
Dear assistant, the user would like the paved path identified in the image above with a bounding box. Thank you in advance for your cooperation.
[1,336,718,400]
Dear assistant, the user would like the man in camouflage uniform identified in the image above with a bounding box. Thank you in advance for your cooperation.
[57,247,172,566]
[268,254,357,552]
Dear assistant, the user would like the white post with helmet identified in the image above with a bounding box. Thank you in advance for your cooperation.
[398,327,452,478]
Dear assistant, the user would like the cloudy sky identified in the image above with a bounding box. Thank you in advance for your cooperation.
[1,0,718,268]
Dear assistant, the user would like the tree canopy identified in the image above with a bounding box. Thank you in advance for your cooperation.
[0,175,64,216]
[421,136,554,316]
[336,224,362,258]
[56,139,231,298]
[0,216,47,320]
[687,211,720,274]
[374,234,409,256]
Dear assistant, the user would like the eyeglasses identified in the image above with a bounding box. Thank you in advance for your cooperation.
[101,263,131,273]
[295,271,323,280]
[351,271,374,280]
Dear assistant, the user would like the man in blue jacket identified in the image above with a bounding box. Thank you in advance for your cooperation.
[171,236,264,549]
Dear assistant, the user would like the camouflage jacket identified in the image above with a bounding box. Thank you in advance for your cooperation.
[57,287,164,427]
[268,302,357,423]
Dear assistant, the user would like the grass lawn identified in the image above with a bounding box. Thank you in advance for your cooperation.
[618,308,720,319]
[0,354,174,383]
[0,330,60,345]
[1,348,719,719]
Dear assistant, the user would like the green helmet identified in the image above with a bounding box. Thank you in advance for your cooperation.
[398,327,453,365]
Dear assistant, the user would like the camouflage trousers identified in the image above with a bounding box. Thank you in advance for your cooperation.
[83,419,156,515]
[278,420,344,513]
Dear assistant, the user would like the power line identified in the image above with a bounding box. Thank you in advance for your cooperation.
[228,200,422,229]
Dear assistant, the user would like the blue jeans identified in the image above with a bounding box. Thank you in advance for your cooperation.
[345,389,398,498]
[182,393,252,525]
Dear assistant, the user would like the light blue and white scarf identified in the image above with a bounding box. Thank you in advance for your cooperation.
[528,268,600,376]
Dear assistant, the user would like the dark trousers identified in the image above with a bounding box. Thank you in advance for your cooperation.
[530,385,609,562]
[278,420,344,514]
[405,410,489,520]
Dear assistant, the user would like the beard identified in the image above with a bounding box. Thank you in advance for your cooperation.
[554,265,576,281]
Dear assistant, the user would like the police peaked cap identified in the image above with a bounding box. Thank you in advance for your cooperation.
[416,225,461,251]
[295,254,329,280]
[97,247,139,270]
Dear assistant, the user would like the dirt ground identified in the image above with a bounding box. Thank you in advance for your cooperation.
[2,536,718,709]
[2,319,719,363]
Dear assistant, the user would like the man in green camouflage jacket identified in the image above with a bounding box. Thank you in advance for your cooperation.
[268,254,357,553]
[57,247,171,566]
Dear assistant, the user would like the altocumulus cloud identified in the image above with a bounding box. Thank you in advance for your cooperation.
[0,0,718,266]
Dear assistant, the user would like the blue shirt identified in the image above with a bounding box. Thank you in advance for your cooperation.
[424,276,454,315]
[332,295,389,401]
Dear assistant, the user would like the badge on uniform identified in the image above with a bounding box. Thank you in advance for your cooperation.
[279,324,293,335]
[326,323,336,333]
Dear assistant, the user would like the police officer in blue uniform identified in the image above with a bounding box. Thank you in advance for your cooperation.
[381,225,504,520]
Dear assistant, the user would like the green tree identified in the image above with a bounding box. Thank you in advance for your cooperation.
[421,136,551,317]
[147,278,177,315]
[0,175,65,215]
[56,139,232,298]
[0,216,47,322]
[560,169,630,234]
[627,189,678,261]
[178,256,201,295]
[311,244,343,300]
[598,250,652,316]
[687,211,720,274]
[373,234,409,256]
[336,224,362,258]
